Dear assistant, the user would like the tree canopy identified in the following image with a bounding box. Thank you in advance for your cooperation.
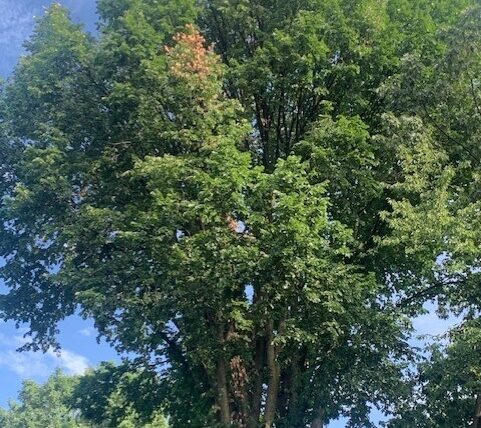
[1,0,481,427]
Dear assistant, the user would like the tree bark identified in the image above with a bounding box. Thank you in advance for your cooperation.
[473,393,481,428]
[277,368,290,419]
[249,335,265,428]
[216,324,231,425]
[264,319,283,428]
[311,406,324,428]
[285,355,301,423]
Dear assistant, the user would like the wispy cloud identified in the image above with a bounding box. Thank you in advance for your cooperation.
[78,327,94,337]
[0,0,38,76]
[0,332,89,377]
[47,348,89,375]
[0,0,97,78]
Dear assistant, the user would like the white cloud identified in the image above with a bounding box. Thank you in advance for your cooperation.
[78,327,94,337]
[0,1,38,75]
[0,332,89,378]
[0,349,50,377]
[0,0,97,77]
[47,348,89,375]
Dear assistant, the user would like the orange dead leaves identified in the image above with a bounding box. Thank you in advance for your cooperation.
[165,24,216,80]
[227,215,239,233]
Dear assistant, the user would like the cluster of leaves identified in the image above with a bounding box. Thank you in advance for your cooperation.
[378,4,481,426]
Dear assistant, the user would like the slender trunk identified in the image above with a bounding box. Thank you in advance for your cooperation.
[287,346,308,428]
[264,320,283,428]
[249,335,265,428]
[239,394,250,428]
[311,406,324,428]
[217,324,231,425]
[473,394,481,428]
[286,357,300,421]
[277,369,290,419]
[230,355,249,427]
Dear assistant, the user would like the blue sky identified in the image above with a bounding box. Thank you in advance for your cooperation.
[0,0,97,77]
[0,0,455,425]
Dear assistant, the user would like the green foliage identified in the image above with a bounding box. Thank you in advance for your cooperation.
[0,368,168,428]
[2,0,481,427]
[381,5,481,313]
[71,362,165,428]
[387,320,481,428]
[0,370,87,428]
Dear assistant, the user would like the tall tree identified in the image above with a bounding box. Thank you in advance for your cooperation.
[0,1,479,427]
[71,362,166,428]
[0,368,168,428]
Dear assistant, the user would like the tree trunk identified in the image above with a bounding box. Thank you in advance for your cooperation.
[285,357,300,424]
[249,335,265,428]
[264,320,286,428]
[264,320,282,428]
[277,369,290,419]
[311,406,324,428]
[473,394,481,428]
[217,325,231,425]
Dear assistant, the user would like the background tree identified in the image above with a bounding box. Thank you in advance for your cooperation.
[0,368,168,428]
[71,362,166,428]
[386,320,481,428]
[0,369,88,428]
[379,4,481,424]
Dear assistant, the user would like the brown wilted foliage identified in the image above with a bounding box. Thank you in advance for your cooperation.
[165,24,216,80]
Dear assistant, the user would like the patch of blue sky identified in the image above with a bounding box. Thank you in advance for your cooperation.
[0,0,97,78]
[0,314,120,406]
